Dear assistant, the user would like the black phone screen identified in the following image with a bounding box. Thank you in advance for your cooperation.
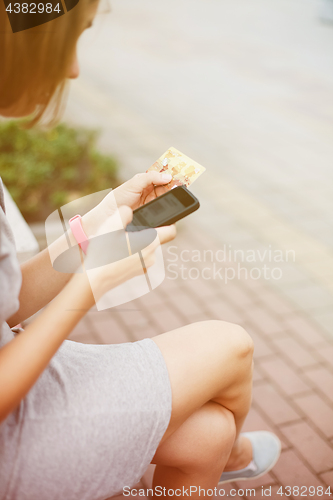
[132,187,195,228]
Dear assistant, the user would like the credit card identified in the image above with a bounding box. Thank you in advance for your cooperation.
[147,147,206,188]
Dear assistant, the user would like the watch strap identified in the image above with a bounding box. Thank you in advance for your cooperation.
[69,214,89,255]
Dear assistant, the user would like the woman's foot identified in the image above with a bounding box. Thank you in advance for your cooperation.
[219,431,281,484]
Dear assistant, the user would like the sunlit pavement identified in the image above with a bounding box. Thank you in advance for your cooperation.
[62,0,333,496]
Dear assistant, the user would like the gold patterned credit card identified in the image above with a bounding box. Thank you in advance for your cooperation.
[147,147,206,188]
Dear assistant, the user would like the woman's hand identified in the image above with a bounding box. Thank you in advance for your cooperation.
[84,205,176,298]
[112,171,173,209]
[82,172,173,237]
[67,171,177,299]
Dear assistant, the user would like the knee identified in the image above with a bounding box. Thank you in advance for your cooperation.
[193,404,236,473]
[230,324,254,360]
[183,403,236,474]
[154,402,236,475]
[207,320,254,360]
[213,405,237,453]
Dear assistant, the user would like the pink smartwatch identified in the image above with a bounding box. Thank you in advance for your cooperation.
[69,214,89,255]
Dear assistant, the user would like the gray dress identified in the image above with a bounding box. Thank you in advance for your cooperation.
[0,179,172,500]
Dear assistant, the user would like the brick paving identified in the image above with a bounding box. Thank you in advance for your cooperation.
[67,223,333,499]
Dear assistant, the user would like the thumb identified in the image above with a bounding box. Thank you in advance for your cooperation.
[145,170,173,186]
[129,171,173,190]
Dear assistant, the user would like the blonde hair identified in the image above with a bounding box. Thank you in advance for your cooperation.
[0,1,93,125]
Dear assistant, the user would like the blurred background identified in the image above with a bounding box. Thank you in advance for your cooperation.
[65,0,333,337]
[7,0,333,497]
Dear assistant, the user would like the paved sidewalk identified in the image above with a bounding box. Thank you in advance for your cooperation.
[68,221,333,499]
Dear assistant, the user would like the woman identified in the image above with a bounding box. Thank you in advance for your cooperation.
[0,1,281,499]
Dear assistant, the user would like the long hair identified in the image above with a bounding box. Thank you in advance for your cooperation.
[0,1,93,125]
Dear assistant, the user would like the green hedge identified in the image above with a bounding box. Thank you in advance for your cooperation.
[0,120,119,222]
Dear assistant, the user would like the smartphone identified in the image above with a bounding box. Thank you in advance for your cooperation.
[126,185,200,231]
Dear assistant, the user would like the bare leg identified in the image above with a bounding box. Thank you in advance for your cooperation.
[151,320,253,497]
[153,320,253,441]
[152,402,236,497]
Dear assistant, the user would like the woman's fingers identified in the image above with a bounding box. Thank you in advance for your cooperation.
[131,171,172,190]
[141,225,176,270]
[110,172,173,210]
[153,185,170,198]
[86,222,176,297]
[156,224,177,245]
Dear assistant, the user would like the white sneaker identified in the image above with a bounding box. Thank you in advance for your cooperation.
[219,431,281,484]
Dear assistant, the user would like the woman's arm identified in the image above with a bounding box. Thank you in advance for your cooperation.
[0,272,94,423]
[8,230,77,328]
[8,172,172,327]
[1,207,176,424]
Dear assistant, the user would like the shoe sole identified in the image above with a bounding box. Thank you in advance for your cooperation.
[218,433,281,485]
